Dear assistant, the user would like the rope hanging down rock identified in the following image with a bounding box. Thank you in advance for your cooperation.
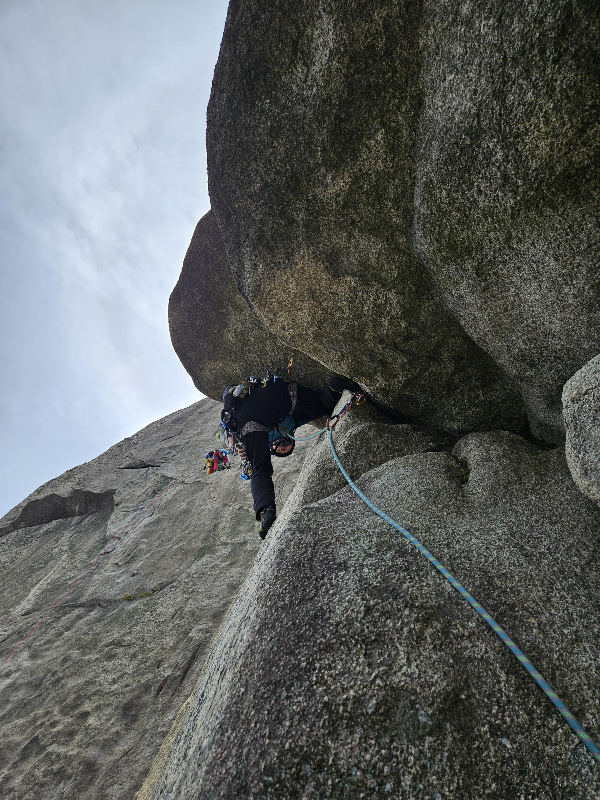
[3,394,598,765]
[322,396,600,765]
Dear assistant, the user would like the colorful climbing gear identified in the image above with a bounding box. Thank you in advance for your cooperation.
[240,459,253,481]
[204,449,231,475]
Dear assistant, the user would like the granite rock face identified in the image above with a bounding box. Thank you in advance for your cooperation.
[169,211,332,402]
[275,393,453,525]
[139,416,600,800]
[0,489,115,537]
[413,0,600,443]
[563,354,600,507]
[205,0,526,435]
[0,398,311,800]
[199,0,600,442]
[7,2,600,798]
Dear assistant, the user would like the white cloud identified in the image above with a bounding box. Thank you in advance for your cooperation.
[0,0,229,515]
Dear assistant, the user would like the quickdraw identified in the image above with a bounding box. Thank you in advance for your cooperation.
[327,393,363,429]
[240,459,253,481]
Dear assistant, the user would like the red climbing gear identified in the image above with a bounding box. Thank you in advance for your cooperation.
[204,449,231,475]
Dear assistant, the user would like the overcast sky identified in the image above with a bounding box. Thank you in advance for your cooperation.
[0,0,229,516]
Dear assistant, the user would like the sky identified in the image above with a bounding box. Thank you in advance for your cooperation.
[0,0,230,516]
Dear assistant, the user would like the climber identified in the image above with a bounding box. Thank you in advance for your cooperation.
[222,375,361,539]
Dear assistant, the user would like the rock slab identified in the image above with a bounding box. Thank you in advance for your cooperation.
[0,398,310,800]
[563,354,600,508]
[141,419,600,799]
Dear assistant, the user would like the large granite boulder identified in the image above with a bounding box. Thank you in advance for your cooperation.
[203,0,600,442]
[563,354,600,508]
[205,0,525,435]
[138,415,600,799]
[0,398,312,800]
[169,210,332,402]
[413,0,600,443]
[275,394,453,525]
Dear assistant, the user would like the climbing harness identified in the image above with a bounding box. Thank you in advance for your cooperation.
[219,371,284,443]
[220,366,298,477]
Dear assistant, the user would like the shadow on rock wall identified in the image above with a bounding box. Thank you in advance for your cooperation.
[169,211,333,402]
[176,0,600,444]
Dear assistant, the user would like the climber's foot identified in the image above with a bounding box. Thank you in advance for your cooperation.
[327,376,362,396]
[259,506,277,539]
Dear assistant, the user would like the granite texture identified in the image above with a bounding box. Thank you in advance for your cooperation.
[205,0,526,435]
[140,423,600,800]
[6,3,600,798]
[563,354,600,507]
[199,0,600,442]
[413,0,600,443]
[169,211,332,402]
[0,398,311,800]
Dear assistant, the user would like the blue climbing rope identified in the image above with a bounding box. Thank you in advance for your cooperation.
[287,428,327,442]
[326,422,600,765]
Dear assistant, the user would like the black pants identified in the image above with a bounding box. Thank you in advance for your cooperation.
[242,382,339,517]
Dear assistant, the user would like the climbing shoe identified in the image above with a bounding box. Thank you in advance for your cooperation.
[259,506,277,539]
[321,376,363,410]
[327,376,362,396]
